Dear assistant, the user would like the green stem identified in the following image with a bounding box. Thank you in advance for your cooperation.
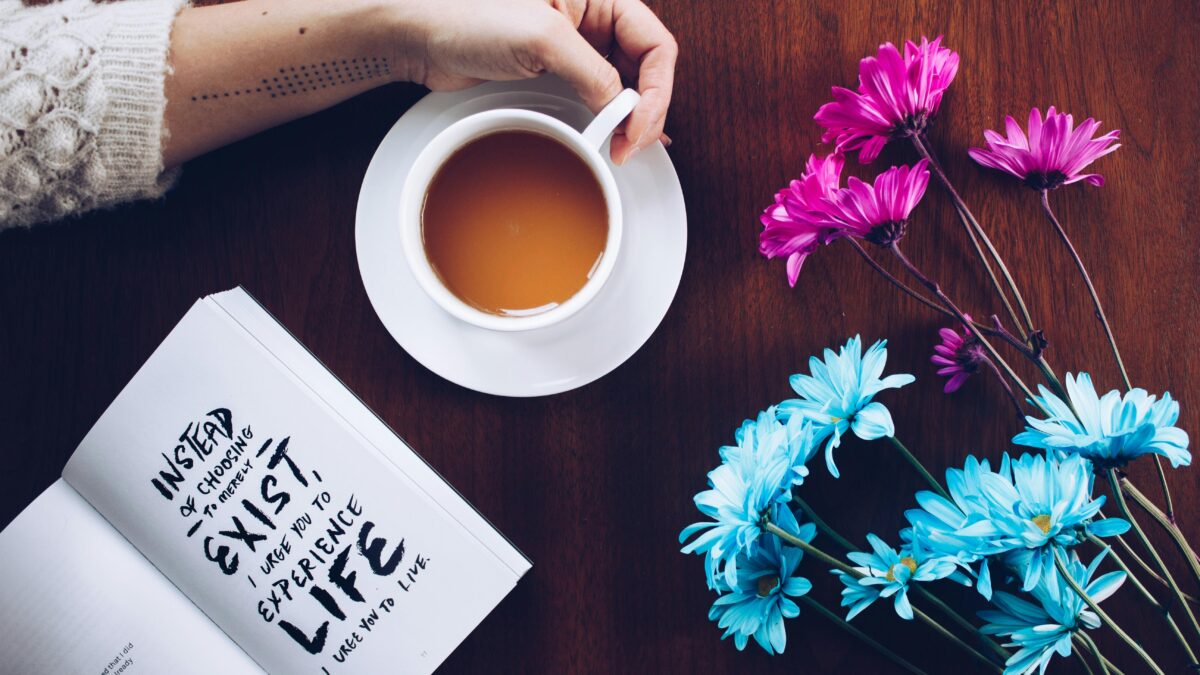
[789,499,1010,662]
[887,243,1041,407]
[1107,530,1200,605]
[1090,535,1198,664]
[762,522,1002,672]
[1119,476,1200,590]
[1073,633,1125,675]
[1052,548,1165,675]
[910,585,1012,663]
[1107,471,1200,643]
[1073,647,1098,675]
[848,239,967,326]
[887,436,949,500]
[792,496,855,551]
[911,134,1034,337]
[981,353,1026,420]
[1037,189,1129,386]
[1076,630,1109,675]
[799,595,929,675]
[1039,189,1176,520]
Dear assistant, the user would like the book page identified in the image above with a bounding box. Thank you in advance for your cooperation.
[63,299,522,674]
[0,480,259,674]
[209,289,530,577]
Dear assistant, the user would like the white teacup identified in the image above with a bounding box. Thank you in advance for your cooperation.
[400,89,640,332]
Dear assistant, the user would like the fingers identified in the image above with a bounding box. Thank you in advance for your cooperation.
[606,0,677,163]
[535,13,625,116]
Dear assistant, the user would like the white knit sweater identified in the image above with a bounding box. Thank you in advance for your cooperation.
[0,0,187,229]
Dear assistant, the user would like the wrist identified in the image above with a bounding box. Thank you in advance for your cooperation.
[344,0,428,86]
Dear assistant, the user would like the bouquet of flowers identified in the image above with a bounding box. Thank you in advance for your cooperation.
[680,36,1195,675]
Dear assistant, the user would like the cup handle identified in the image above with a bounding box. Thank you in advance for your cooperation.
[581,89,641,152]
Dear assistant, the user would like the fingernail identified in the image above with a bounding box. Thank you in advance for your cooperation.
[660,133,673,148]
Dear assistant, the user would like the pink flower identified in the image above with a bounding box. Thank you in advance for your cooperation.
[759,154,845,286]
[968,107,1121,189]
[824,159,931,245]
[931,316,986,393]
[759,157,931,285]
[814,36,960,163]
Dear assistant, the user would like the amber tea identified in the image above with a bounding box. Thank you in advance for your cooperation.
[420,130,609,316]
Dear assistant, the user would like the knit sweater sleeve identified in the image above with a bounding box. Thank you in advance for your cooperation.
[0,0,188,229]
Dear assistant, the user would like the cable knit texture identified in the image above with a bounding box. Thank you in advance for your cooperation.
[0,0,187,229]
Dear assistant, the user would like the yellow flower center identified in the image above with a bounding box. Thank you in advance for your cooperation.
[886,556,918,582]
[757,574,780,598]
[1032,514,1053,534]
[830,415,842,423]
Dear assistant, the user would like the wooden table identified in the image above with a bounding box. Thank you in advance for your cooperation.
[2,1,1198,672]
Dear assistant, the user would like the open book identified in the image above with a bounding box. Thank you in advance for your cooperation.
[0,288,531,674]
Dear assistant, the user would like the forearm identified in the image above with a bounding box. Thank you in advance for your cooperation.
[163,0,407,167]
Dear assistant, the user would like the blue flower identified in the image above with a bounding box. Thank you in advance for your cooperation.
[904,453,1128,597]
[681,410,818,587]
[970,453,1128,592]
[709,518,816,654]
[1014,372,1191,469]
[902,456,1013,599]
[776,336,915,478]
[837,533,959,621]
[980,548,1125,675]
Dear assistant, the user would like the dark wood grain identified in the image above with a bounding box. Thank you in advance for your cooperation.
[2,1,1198,672]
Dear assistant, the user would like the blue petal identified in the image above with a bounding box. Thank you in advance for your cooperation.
[893,590,914,620]
[851,401,894,441]
[1087,518,1130,538]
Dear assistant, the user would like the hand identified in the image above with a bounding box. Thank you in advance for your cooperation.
[391,0,677,163]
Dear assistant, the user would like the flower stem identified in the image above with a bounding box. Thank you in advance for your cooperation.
[887,243,1040,407]
[1090,535,1199,664]
[1075,630,1109,675]
[912,134,1036,337]
[847,239,1000,336]
[1080,638,1099,667]
[910,585,1012,663]
[1106,470,1200,643]
[1073,633,1126,675]
[986,314,1067,401]
[886,436,949,500]
[788,502,1011,662]
[1106,527,1200,605]
[762,521,1002,672]
[792,496,856,551]
[980,354,1025,420]
[799,595,930,675]
[1052,547,1165,675]
[1038,189,1176,521]
[1118,476,1200,593]
[1037,189,1128,386]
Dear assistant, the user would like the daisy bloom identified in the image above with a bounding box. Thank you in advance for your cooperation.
[968,107,1121,189]
[776,336,915,478]
[758,153,845,286]
[760,158,930,285]
[837,533,959,621]
[680,409,814,587]
[966,453,1128,592]
[824,159,931,246]
[708,518,816,654]
[815,36,960,162]
[980,549,1125,675]
[930,315,986,393]
[1013,373,1191,470]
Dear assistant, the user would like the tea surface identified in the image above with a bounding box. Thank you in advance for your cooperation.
[421,130,609,316]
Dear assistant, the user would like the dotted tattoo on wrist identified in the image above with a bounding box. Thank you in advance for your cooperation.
[189,56,391,102]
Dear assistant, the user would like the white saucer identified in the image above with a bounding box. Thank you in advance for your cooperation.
[355,76,687,397]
